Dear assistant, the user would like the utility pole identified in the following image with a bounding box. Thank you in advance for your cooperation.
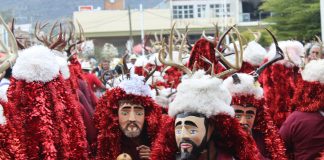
[127,5,133,54]
[140,4,145,56]
[321,0,324,40]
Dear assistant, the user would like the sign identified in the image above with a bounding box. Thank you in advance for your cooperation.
[78,5,93,11]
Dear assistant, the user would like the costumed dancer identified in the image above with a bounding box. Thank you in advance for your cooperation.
[279,59,324,159]
[261,40,305,128]
[94,56,162,159]
[151,26,260,160]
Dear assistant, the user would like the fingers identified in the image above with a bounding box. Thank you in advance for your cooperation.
[137,145,151,160]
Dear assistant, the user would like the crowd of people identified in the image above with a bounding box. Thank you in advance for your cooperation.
[0,19,323,160]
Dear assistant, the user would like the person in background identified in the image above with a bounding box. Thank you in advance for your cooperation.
[81,61,106,93]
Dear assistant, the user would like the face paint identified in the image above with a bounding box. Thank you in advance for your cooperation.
[118,102,145,138]
[175,113,211,160]
[232,105,257,135]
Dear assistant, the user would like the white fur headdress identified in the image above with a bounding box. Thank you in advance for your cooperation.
[118,74,152,97]
[12,45,60,83]
[267,40,305,68]
[223,73,263,99]
[168,70,234,117]
[53,50,70,80]
[301,59,324,84]
[243,41,267,66]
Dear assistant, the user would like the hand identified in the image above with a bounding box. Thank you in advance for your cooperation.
[136,145,151,160]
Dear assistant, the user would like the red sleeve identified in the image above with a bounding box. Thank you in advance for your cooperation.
[90,74,105,89]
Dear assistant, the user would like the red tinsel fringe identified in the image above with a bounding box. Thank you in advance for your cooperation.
[94,87,162,159]
[261,63,299,128]
[6,76,88,159]
[151,114,260,160]
[232,95,287,159]
[292,80,324,112]
[187,38,225,74]
[163,67,183,88]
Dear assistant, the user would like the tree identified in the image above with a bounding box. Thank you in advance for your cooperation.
[260,0,320,40]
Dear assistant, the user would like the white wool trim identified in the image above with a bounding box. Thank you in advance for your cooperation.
[243,41,267,66]
[147,71,165,85]
[169,70,234,117]
[13,45,60,83]
[0,105,6,125]
[134,56,148,67]
[267,40,305,68]
[55,55,70,79]
[301,59,324,84]
[118,74,152,97]
[0,85,9,102]
[223,73,263,99]
[148,53,162,66]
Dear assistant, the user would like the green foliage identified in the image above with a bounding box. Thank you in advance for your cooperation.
[240,29,275,47]
[260,0,320,40]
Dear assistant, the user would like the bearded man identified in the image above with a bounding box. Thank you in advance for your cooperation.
[95,74,162,159]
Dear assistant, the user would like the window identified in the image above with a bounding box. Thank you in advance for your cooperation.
[173,5,194,19]
[197,4,206,18]
[210,3,231,18]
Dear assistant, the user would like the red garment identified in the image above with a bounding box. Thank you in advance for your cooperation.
[279,111,324,160]
[83,72,105,91]
[94,88,162,159]
[6,76,88,159]
[78,79,98,109]
[151,114,260,160]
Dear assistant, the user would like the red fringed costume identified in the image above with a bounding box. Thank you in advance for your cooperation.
[6,76,89,159]
[0,100,26,159]
[231,95,287,159]
[151,114,260,160]
[279,59,324,159]
[187,38,225,74]
[261,62,299,128]
[94,87,162,159]
[4,46,88,159]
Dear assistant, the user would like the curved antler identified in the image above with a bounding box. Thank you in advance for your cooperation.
[251,28,284,80]
[158,23,192,75]
[0,16,18,73]
[215,26,244,78]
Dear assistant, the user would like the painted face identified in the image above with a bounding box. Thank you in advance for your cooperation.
[175,116,206,159]
[118,102,145,138]
[232,105,257,135]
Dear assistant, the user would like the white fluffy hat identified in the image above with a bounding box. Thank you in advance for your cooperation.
[168,70,234,117]
[243,41,267,66]
[223,73,263,99]
[12,45,60,83]
[52,50,70,80]
[301,59,324,84]
[0,105,6,125]
[267,40,305,68]
[118,74,152,97]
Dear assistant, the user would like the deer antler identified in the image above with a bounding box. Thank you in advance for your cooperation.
[158,23,192,75]
[248,28,261,42]
[0,16,18,73]
[215,26,244,78]
[251,28,284,80]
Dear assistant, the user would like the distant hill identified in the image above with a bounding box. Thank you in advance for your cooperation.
[0,0,163,24]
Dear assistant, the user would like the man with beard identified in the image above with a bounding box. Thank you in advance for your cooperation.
[95,74,162,159]
[223,73,287,159]
[151,70,260,160]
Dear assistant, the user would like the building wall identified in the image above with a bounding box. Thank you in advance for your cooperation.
[104,0,124,10]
